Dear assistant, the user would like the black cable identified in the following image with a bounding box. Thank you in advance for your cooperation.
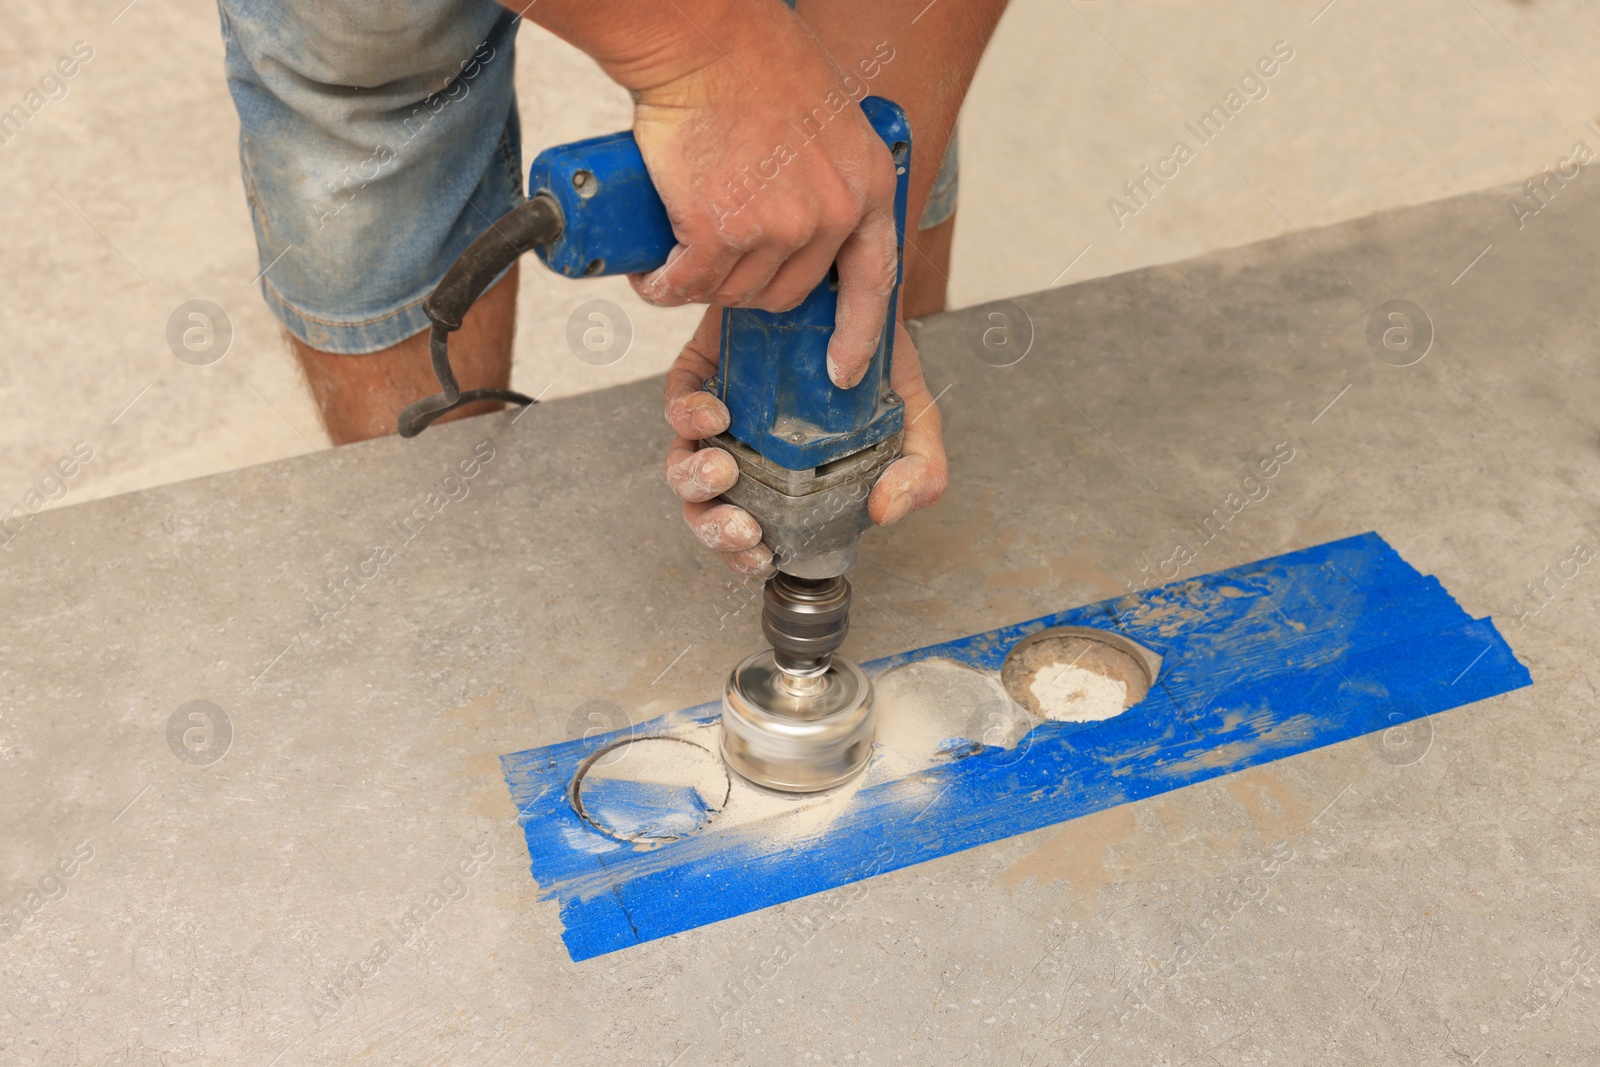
[397,194,565,438]
[396,326,537,438]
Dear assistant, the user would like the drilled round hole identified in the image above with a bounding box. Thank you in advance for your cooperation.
[571,736,730,845]
[874,658,1023,760]
[583,258,605,277]
[1001,627,1158,724]
[571,169,598,198]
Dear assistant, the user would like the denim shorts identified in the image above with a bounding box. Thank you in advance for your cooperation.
[218,0,959,355]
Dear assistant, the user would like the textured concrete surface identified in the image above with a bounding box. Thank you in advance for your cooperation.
[3,171,1597,1063]
[1,0,1597,507]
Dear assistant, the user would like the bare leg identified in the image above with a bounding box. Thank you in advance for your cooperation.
[289,263,519,445]
[902,211,955,320]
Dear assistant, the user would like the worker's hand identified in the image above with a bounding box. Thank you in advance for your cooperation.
[663,308,947,576]
[625,5,900,390]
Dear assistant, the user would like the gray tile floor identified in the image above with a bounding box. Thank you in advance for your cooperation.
[2,174,1595,1064]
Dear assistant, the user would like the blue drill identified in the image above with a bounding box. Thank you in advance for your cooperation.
[402,97,910,792]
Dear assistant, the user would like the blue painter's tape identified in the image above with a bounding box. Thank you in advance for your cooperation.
[501,533,1531,961]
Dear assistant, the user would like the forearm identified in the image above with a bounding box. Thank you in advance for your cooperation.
[795,0,1009,228]
[506,0,797,97]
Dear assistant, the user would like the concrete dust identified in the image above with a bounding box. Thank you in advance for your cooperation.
[586,735,727,794]
[1002,634,1150,721]
[573,657,1037,849]
[873,658,1027,765]
[1031,664,1127,722]
[578,736,730,843]
[578,722,876,848]
[572,637,1156,849]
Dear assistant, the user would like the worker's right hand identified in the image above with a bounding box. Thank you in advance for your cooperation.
[622,3,901,391]
[663,308,948,577]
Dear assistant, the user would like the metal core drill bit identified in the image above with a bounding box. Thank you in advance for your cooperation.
[718,573,876,793]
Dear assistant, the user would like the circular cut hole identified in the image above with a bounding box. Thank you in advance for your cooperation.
[572,736,730,845]
[1001,629,1155,724]
[873,658,1026,762]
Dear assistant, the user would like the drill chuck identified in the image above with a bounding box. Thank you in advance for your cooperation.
[762,574,852,677]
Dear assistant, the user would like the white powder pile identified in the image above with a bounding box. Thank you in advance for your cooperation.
[579,735,730,843]
[1028,662,1129,722]
[586,735,727,797]
[872,658,1026,769]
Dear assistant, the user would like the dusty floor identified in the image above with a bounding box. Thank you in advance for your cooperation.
[3,174,1595,1063]
[1,0,1596,507]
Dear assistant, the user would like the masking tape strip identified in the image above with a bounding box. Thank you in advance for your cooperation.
[501,532,1530,961]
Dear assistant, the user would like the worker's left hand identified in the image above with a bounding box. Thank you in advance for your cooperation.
[662,307,947,576]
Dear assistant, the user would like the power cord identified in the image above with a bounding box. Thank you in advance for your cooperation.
[397,194,564,438]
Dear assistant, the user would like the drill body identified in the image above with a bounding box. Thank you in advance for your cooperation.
[415,98,912,792]
[527,96,911,581]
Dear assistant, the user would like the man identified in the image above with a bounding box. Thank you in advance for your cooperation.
[219,0,1007,576]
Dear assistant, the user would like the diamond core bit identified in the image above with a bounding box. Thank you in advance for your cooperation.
[719,574,876,792]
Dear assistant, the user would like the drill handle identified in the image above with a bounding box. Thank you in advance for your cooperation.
[402,97,909,443]
[714,97,911,471]
[527,98,912,474]
[524,97,910,293]
[526,130,679,280]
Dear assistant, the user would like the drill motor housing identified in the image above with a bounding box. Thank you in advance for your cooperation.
[527,97,912,579]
